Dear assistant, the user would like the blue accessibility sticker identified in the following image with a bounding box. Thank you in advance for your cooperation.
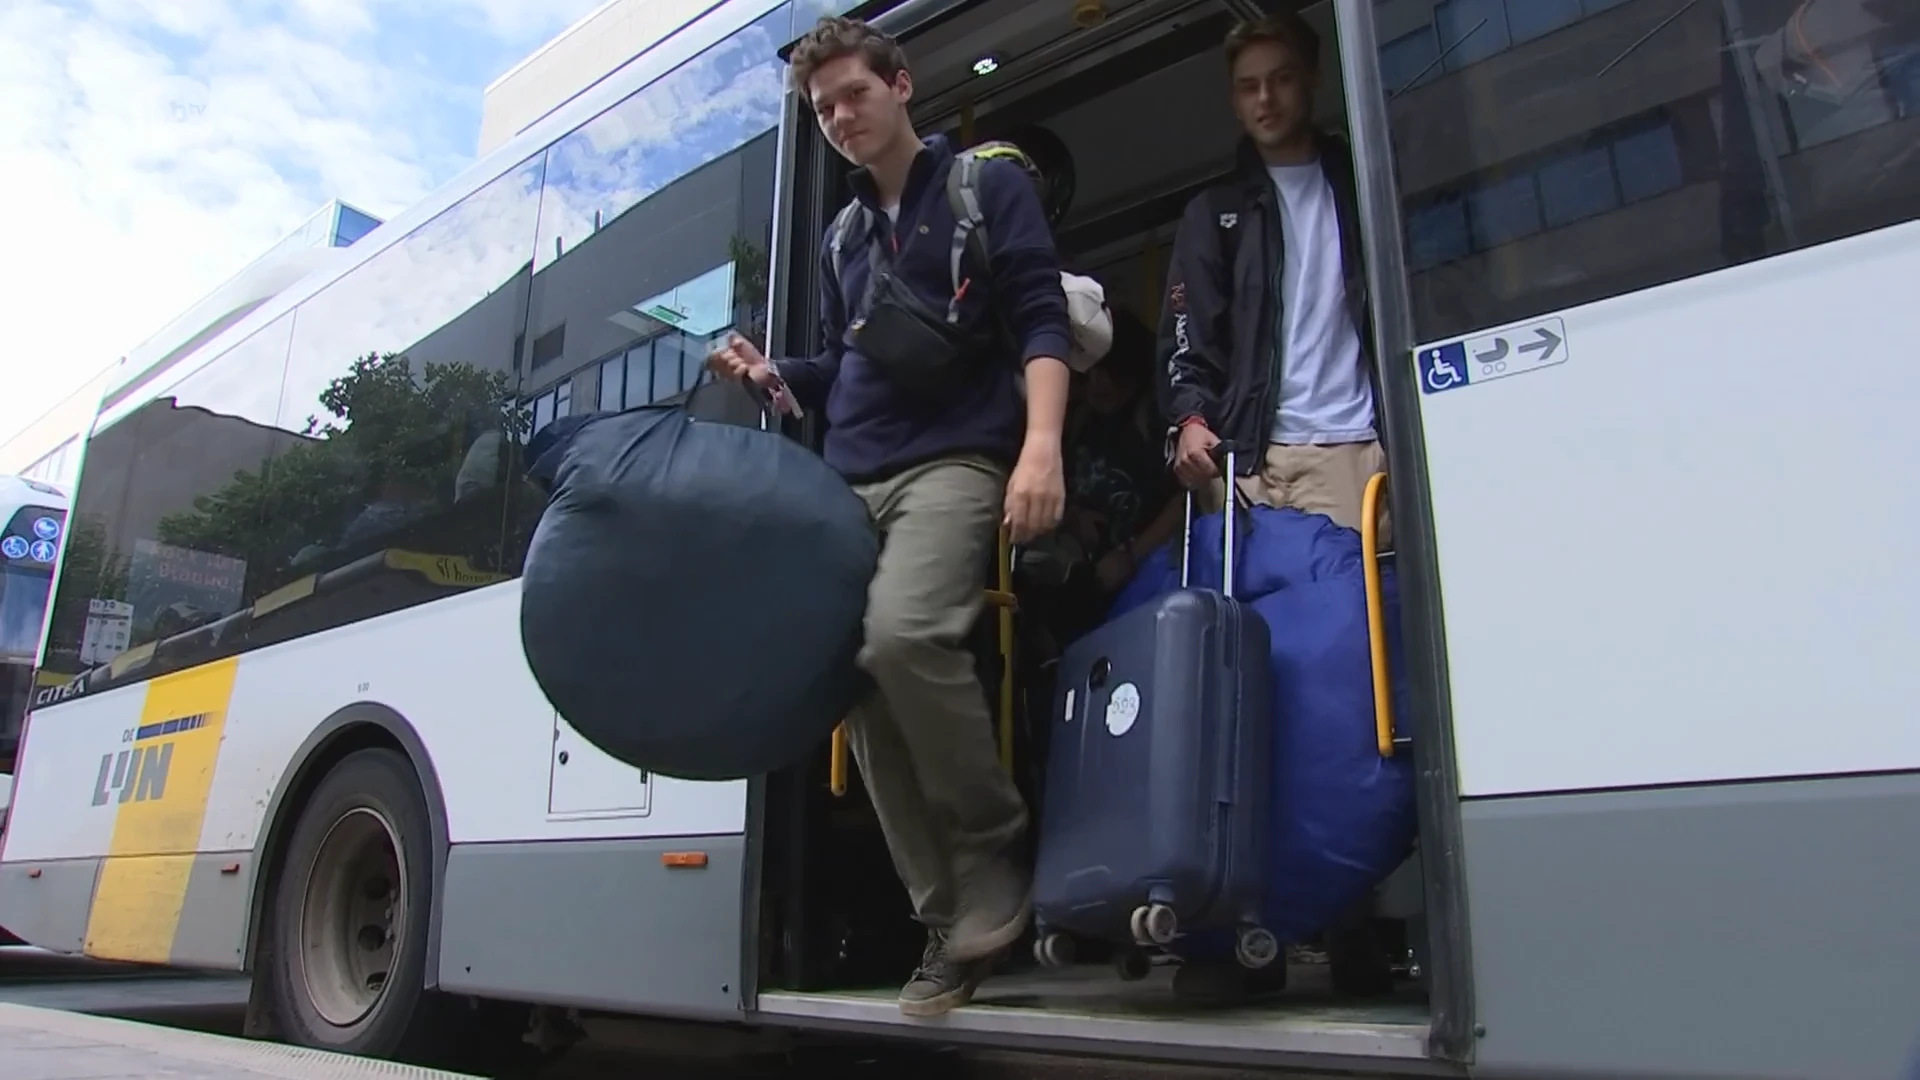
[1418,316,1569,395]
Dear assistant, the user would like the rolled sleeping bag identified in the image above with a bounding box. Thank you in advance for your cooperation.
[519,405,878,781]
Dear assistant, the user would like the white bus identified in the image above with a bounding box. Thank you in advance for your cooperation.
[3,0,1917,1077]
[0,474,68,775]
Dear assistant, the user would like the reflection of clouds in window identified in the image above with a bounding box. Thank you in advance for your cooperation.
[535,17,784,272]
[279,155,545,428]
[121,310,295,438]
[164,316,295,429]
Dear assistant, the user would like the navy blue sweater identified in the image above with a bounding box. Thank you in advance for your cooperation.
[775,135,1071,483]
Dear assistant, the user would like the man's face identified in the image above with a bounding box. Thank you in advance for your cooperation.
[1230,39,1315,150]
[809,53,912,166]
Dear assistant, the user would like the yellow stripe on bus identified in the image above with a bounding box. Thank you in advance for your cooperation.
[83,656,240,964]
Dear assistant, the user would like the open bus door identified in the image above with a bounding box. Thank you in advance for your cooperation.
[751,0,1473,1072]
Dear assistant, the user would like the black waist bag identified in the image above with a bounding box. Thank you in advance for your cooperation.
[849,200,1010,400]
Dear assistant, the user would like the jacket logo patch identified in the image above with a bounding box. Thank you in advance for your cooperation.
[1168,282,1186,313]
[1217,212,1238,229]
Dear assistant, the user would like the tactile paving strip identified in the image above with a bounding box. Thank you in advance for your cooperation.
[0,1003,480,1079]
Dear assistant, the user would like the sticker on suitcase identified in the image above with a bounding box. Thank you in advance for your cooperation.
[1106,682,1140,736]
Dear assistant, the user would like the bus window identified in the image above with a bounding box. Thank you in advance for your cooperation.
[1378,0,1920,344]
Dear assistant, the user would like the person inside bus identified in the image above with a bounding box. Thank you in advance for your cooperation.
[1160,12,1387,549]
[1023,308,1184,652]
[706,15,1072,1017]
[1155,11,1387,1003]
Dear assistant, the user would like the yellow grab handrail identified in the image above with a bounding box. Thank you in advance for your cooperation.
[829,524,1016,795]
[829,722,848,796]
[1362,472,1396,758]
[995,524,1015,775]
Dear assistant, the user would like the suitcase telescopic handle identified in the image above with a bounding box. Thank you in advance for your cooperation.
[1179,448,1240,598]
[1362,472,1397,758]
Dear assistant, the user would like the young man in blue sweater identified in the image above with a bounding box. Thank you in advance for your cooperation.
[708,16,1072,1016]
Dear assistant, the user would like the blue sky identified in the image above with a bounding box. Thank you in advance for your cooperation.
[0,0,632,443]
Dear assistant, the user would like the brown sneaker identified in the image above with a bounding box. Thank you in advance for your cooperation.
[898,931,997,1017]
[946,852,1031,964]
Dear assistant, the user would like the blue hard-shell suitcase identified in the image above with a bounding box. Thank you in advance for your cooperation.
[1031,459,1279,977]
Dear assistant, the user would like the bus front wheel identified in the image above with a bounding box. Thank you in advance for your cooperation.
[265,747,445,1061]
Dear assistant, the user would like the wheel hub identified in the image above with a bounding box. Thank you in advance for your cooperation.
[297,806,406,1028]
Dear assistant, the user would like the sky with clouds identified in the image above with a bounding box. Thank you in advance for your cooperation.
[0,0,638,449]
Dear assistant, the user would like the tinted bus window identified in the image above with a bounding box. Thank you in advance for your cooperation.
[508,5,787,569]
[38,315,296,694]
[261,156,547,634]
[1377,0,1920,343]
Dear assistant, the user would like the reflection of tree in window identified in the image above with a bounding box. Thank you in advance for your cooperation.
[156,353,522,586]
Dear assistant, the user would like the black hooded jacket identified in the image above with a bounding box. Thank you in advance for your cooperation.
[1154,131,1381,473]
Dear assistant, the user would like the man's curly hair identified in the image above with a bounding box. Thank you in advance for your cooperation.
[788,15,910,94]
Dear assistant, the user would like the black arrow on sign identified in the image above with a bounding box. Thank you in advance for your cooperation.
[1518,326,1561,362]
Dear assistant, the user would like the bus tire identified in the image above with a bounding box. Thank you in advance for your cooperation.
[264,746,451,1061]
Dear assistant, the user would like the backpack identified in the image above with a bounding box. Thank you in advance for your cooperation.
[825,148,1003,336]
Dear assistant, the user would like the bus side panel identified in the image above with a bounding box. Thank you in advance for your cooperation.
[434,835,747,1019]
[200,584,748,849]
[199,582,750,1015]
[0,689,139,864]
[1461,773,1920,1080]
[0,657,251,964]
[1418,222,1920,798]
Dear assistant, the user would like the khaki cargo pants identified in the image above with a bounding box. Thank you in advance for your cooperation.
[844,454,1029,929]
[1197,439,1392,547]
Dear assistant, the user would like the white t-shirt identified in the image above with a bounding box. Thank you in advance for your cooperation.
[1267,161,1376,445]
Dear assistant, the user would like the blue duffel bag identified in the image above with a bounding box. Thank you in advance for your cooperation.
[1108,503,1417,945]
[520,405,878,781]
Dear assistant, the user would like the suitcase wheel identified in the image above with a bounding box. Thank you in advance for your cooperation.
[1130,903,1179,946]
[1113,948,1152,982]
[1234,925,1280,970]
[1033,932,1076,969]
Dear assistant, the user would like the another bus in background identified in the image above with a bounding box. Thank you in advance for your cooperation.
[0,475,68,774]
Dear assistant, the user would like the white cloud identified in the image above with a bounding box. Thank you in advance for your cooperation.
[0,0,602,460]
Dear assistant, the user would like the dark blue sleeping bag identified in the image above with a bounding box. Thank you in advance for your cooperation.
[1108,506,1417,944]
[519,405,878,781]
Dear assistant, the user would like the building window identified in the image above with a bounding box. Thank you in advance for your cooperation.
[1379,26,1439,96]
[528,379,572,436]
[1434,0,1512,73]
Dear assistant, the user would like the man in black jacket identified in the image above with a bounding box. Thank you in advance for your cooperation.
[1155,12,1388,1004]
[1159,13,1389,547]
[709,16,1071,1017]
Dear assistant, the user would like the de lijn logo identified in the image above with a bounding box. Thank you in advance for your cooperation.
[91,712,210,806]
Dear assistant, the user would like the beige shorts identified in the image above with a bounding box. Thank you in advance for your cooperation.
[1196,440,1391,548]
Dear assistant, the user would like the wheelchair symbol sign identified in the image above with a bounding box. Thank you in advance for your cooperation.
[1418,342,1470,395]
